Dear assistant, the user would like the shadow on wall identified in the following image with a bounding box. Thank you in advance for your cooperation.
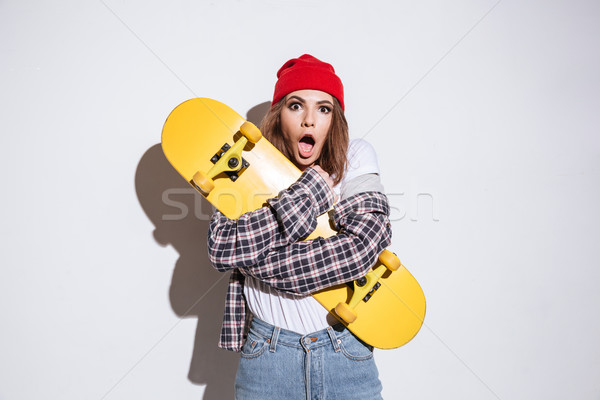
[134,101,271,399]
[246,101,271,127]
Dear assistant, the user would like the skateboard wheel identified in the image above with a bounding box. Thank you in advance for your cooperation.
[192,170,215,194]
[335,302,357,324]
[240,121,262,143]
[378,249,401,272]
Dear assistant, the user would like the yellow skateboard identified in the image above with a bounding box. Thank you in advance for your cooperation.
[161,98,426,349]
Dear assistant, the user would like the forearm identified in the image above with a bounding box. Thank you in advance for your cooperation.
[239,191,392,294]
[207,167,334,272]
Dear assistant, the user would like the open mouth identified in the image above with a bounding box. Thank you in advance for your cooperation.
[298,135,316,158]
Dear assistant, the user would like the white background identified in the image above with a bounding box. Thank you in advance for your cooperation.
[1,1,599,399]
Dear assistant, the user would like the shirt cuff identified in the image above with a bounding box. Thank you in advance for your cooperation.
[297,167,335,215]
[333,191,390,224]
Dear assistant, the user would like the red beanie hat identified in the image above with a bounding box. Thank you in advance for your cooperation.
[272,54,345,111]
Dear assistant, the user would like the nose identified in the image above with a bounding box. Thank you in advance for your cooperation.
[302,109,315,127]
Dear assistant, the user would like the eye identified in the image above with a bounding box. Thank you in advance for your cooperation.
[288,102,302,111]
[318,105,332,114]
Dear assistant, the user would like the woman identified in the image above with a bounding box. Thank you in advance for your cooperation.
[208,54,391,399]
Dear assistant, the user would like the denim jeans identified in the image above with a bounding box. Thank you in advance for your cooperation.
[235,317,383,400]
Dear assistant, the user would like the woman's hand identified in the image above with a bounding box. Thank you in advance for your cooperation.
[312,165,338,203]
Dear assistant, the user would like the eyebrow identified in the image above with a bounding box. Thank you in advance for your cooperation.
[287,95,334,106]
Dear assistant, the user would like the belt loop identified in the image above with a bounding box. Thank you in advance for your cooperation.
[269,326,280,353]
[327,326,341,352]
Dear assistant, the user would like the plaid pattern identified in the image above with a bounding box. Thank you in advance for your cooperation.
[208,168,391,351]
[208,168,335,272]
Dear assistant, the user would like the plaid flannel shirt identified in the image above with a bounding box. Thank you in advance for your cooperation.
[208,167,391,351]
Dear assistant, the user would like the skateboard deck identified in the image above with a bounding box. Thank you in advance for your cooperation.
[161,98,426,348]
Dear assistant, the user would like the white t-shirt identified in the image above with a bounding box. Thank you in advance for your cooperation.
[243,139,381,334]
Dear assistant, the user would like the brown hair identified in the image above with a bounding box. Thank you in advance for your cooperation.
[260,97,349,186]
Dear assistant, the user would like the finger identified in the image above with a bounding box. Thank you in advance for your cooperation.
[312,165,325,175]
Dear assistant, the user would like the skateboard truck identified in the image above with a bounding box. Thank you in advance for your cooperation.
[334,250,402,324]
[191,121,262,194]
[210,143,250,182]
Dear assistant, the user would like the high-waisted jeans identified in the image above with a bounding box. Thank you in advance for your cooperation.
[235,317,383,400]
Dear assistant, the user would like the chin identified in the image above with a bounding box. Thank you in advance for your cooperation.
[294,161,311,171]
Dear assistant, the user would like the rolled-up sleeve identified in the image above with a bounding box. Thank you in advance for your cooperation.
[207,167,335,272]
[238,190,392,294]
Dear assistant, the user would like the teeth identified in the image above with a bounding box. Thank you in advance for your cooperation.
[300,135,315,144]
